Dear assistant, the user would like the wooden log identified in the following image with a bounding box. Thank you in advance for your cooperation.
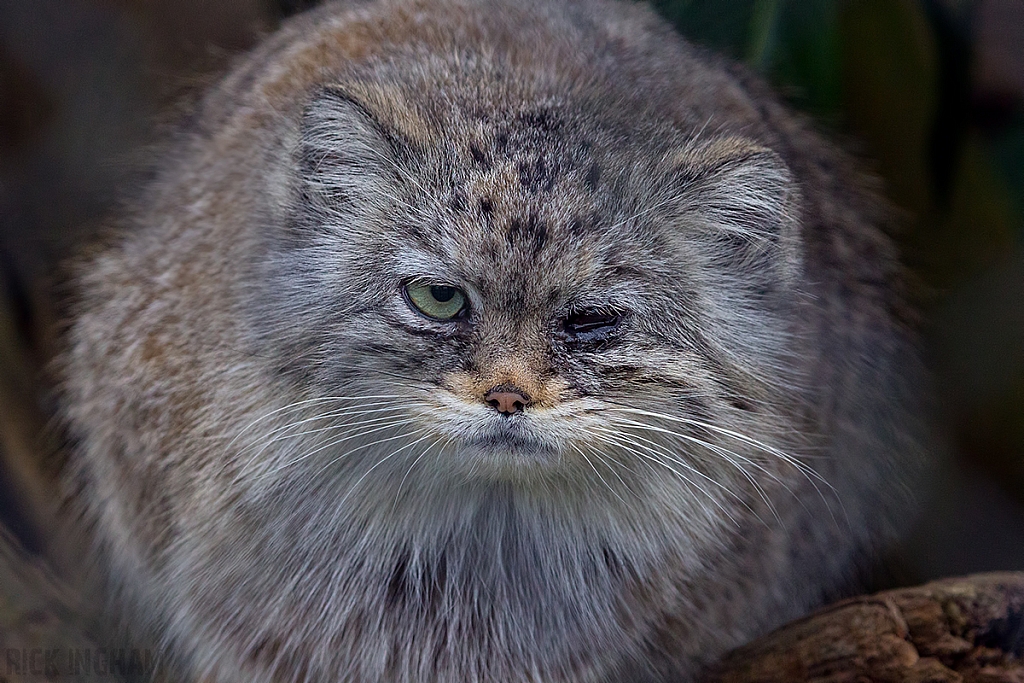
[703,573,1024,683]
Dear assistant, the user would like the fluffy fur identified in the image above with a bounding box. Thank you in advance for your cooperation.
[59,0,928,680]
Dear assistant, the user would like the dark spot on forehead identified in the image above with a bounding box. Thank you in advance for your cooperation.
[448,188,468,213]
[469,142,490,170]
[568,216,587,236]
[585,163,601,190]
[518,156,559,193]
[483,241,500,262]
[507,217,526,240]
[506,212,548,255]
[602,246,625,267]
[519,108,562,133]
[531,219,548,255]
[403,222,428,243]
[385,551,409,608]
[729,397,755,412]
[479,197,494,215]
[504,290,527,315]
[399,224,445,254]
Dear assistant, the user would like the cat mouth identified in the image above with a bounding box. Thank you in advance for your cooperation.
[464,418,556,457]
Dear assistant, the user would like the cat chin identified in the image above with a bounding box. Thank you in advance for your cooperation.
[448,432,561,475]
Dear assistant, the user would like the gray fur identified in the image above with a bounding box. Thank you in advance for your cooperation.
[58,0,929,681]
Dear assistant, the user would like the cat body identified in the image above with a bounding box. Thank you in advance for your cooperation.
[60,0,927,681]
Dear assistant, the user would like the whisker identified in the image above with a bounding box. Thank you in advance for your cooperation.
[601,405,831,485]
[237,402,413,453]
[391,435,445,512]
[255,418,423,481]
[567,442,630,507]
[331,431,434,507]
[221,394,411,441]
[577,441,644,500]
[600,404,843,524]
[604,416,782,522]
[587,428,742,526]
[237,408,422,476]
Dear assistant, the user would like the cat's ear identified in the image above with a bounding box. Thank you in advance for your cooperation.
[670,137,802,291]
[296,87,411,220]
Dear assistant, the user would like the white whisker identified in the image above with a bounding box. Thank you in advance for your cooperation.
[587,428,742,526]
[235,409,421,479]
[604,416,782,522]
[331,430,433,507]
[221,393,412,447]
[255,418,423,481]
[238,403,413,456]
[567,441,630,506]
[600,404,844,524]
[391,435,446,512]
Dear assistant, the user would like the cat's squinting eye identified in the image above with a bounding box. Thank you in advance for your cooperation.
[561,310,622,338]
[404,283,468,321]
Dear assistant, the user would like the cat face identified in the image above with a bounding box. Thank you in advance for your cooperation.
[254,82,804,492]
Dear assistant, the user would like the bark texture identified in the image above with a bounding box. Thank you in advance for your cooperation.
[703,573,1024,683]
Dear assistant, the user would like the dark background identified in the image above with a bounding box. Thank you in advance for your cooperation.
[0,0,1022,582]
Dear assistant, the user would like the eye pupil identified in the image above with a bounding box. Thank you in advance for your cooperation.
[430,286,456,302]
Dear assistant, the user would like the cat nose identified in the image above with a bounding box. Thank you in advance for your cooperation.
[484,386,530,416]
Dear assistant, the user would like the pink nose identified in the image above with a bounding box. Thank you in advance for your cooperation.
[484,387,530,416]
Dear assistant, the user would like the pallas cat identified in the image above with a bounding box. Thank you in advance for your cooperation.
[59,0,928,680]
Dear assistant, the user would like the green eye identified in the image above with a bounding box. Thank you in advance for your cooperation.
[403,283,468,321]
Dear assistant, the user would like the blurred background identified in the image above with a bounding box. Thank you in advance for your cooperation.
[0,0,1021,585]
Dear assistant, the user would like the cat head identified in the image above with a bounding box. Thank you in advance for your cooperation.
[250,79,805,501]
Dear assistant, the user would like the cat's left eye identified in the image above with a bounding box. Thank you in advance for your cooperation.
[560,310,623,341]
[404,283,468,321]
